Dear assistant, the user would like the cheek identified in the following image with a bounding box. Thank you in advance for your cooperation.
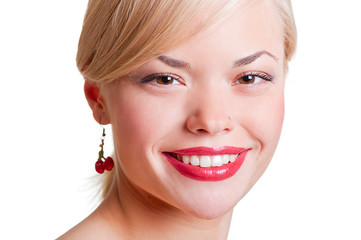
[108,91,183,157]
[239,92,285,152]
[107,90,187,195]
[235,92,284,187]
[107,94,170,185]
[261,94,284,137]
[256,94,284,147]
[110,97,160,151]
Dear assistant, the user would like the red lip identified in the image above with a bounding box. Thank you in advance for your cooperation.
[171,146,244,156]
[164,147,250,181]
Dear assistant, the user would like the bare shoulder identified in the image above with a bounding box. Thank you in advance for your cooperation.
[56,208,123,240]
[57,214,102,240]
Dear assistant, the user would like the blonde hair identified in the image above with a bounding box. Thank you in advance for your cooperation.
[272,0,297,63]
[77,0,242,85]
[77,0,297,198]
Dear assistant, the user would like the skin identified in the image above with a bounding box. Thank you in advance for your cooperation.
[59,1,285,239]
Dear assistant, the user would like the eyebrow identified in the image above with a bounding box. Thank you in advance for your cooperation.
[157,50,278,69]
[158,55,191,69]
[233,50,278,67]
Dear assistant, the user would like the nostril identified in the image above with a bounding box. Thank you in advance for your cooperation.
[196,129,208,134]
[186,113,235,135]
[193,126,232,135]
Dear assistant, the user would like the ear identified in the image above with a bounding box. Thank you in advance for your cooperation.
[84,79,110,125]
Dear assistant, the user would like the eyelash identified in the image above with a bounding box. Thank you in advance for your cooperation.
[140,73,183,86]
[140,71,275,87]
[233,72,275,86]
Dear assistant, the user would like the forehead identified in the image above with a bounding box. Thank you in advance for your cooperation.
[166,0,283,63]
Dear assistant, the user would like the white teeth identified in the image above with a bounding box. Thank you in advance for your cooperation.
[178,154,238,167]
[190,156,199,166]
[222,155,230,164]
[212,155,223,167]
[200,156,211,167]
[183,155,190,164]
[230,155,237,163]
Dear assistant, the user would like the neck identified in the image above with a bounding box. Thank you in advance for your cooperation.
[97,172,233,240]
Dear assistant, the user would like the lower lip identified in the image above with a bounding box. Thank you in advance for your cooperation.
[164,149,250,181]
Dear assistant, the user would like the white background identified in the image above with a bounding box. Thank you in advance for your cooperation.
[0,1,360,239]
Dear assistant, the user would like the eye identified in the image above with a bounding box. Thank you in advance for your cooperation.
[155,75,181,85]
[141,73,183,86]
[238,75,261,84]
[233,72,274,85]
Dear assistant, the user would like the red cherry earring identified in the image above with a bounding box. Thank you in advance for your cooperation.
[95,126,114,174]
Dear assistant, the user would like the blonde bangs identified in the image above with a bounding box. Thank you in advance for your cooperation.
[77,0,242,85]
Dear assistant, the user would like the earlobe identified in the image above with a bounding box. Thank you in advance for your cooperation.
[84,79,110,125]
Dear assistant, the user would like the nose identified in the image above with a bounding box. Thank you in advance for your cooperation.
[186,90,235,136]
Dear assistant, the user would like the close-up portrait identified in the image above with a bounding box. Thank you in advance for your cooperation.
[0,0,360,239]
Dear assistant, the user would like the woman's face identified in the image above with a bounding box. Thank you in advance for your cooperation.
[100,1,284,219]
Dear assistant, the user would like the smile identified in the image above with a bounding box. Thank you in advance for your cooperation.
[164,146,251,181]
[168,153,238,168]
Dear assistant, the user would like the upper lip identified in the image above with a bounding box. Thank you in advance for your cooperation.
[168,146,249,156]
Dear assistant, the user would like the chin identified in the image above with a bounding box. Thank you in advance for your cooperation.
[175,191,240,221]
[185,202,235,220]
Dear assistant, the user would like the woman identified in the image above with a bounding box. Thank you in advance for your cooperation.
[59,0,296,239]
